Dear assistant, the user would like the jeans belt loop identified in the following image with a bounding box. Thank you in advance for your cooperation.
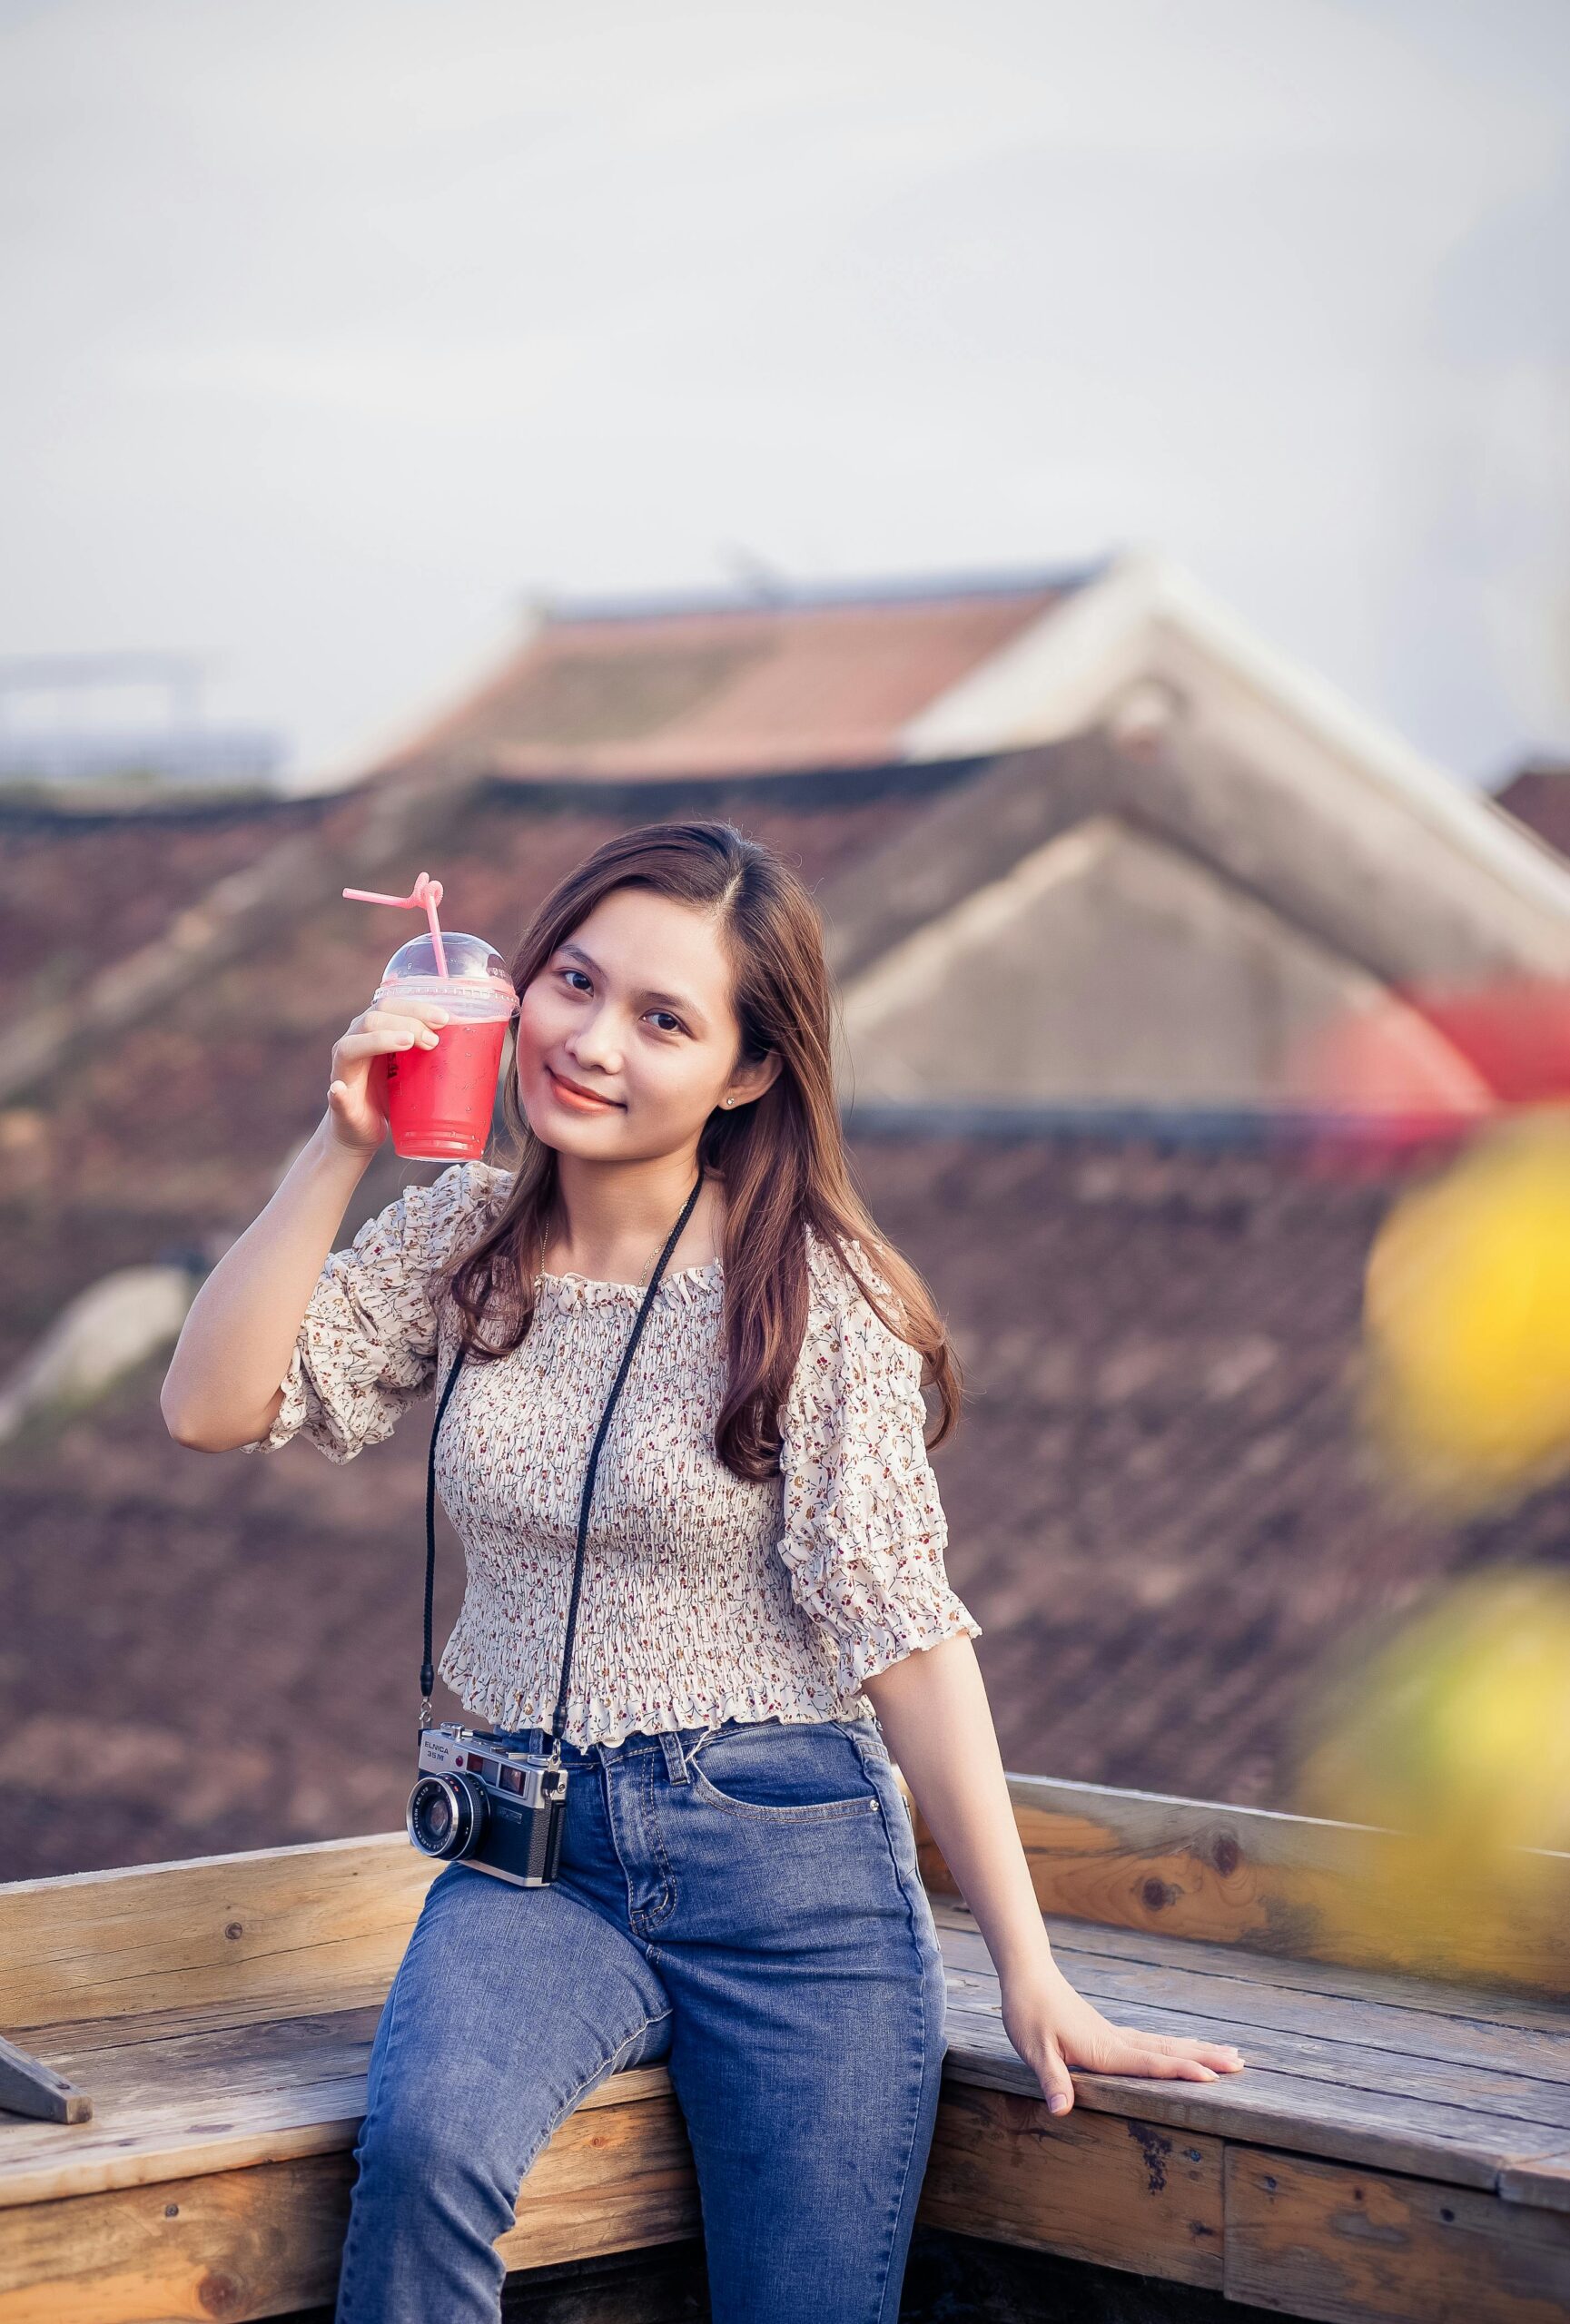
[659,1730,692,1786]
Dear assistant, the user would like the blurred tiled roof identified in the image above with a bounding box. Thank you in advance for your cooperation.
[0,775,983,1256]
[7,645,1570,1883]
[0,791,336,1026]
[6,1126,1565,1883]
[370,573,1089,784]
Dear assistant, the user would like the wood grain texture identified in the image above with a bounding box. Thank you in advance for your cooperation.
[0,1992,673,2211]
[5,1896,1566,2221]
[935,1899,1570,2200]
[2,1811,1568,2320]
[1499,2151,1570,2217]
[1223,2143,1570,2323]
[935,1908,1570,2073]
[0,1836,435,2035]
[0,2154,357,2324]
[917,2080,1225,2285]
[915,1778,1570,2000]
[930,1899,1570,2038]
[500,2094,699,2270]
[0,2093,696,2320]
[941,2004,1570,2194]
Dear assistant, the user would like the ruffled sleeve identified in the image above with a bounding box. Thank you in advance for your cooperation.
[244,1161,510,1465]
[775,1227,981,1693]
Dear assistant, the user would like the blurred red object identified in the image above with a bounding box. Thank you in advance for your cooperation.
[1289,978,1570,1172]
[1414,979,1570,1104]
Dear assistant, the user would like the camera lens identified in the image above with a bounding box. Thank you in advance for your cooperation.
[413,1782,453,1847]
[407,1771,485,1859]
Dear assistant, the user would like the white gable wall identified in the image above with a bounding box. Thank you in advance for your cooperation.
[834,815,1461,1109]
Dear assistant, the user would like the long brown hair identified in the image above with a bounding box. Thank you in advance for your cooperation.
[447,820,962,1481]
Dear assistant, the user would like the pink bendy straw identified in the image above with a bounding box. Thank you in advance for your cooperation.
[342,870,449,979]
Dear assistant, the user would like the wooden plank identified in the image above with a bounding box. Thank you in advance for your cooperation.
[0,2093,696,2323]
[500,2093,699,2271]
[939,1946,1570,2129]
[1499,2152,1570,2216]
[0,2040,88,2128]
[933,1898,1570,2040]
[914,1777,1570,2000]
[0,1999,672,2211]
[917,2079,1225,2286]
[937,1914,1570,2202]
[5,1915,1567,2214]
[0,1836,435,2035]
[0,2154,357,2324]
[1224,2143,1570,2323]
[941,2005,1570,2195]
[4,1984,391,2056]
[935,1903,1570,2072]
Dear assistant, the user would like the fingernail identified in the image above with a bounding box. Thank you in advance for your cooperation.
[1048,2093,1070,2114]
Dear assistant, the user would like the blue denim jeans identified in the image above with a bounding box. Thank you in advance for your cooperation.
[334,1715,949,2324]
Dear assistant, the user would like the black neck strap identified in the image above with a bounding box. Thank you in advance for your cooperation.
[422,1171,706,1748]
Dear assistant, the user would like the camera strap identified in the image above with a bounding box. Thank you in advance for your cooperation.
[421,1170,706,1749]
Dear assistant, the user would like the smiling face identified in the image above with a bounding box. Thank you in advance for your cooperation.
[514,885,780,1160]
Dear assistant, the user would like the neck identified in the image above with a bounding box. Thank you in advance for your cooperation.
[547,1146,715,1283]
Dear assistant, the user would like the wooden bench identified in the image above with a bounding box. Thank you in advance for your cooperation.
[1,1776,1566,2322]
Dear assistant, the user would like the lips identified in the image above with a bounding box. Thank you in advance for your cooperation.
[547,1064,623,1110]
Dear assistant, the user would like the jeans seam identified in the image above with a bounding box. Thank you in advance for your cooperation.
[601,1756,643,1935]
[865,1787,937,2324]
[641,1750,677,1926]
[528,2006,674,2167]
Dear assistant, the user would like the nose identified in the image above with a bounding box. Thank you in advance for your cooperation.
[566,1002,625,1076]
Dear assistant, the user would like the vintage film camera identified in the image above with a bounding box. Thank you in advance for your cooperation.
[407,1726,569,1886]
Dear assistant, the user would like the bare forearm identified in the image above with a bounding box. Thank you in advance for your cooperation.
[162,1118,370,1450]
[863,1632,1057,1985]
[864,1631,1246,2116]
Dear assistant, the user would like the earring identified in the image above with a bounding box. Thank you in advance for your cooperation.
[724,1098,734,1108]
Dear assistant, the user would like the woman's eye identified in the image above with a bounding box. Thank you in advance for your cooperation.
[561,969,593,994]
[647,1009,686,1035]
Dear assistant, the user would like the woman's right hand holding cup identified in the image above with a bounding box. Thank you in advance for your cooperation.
[325,1001,449,1156]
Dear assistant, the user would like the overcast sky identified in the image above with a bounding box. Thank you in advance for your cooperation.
[2,0,1567,784]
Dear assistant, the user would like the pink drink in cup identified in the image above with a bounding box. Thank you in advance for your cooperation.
[374,931,517,1162]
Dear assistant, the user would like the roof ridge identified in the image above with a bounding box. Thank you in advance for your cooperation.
[536,561,1106,628]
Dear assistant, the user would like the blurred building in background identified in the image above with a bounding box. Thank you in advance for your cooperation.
[4,552,1569,1882]
[0,652,285,796]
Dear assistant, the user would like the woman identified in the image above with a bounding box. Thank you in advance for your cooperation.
[163,821,1244,2324]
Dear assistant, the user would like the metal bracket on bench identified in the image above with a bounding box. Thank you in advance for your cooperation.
[0,2034,92,2124]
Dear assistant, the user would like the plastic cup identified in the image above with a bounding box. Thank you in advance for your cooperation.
[374,931,518,1162]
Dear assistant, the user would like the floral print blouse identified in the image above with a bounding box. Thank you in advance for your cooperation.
[248,1162,980,1747]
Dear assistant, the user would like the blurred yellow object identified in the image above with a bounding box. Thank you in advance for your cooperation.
[1289,1569,1570,1983]
[1364,1110,1570,1510]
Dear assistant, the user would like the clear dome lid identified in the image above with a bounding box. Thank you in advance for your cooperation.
[374,931,517,1019]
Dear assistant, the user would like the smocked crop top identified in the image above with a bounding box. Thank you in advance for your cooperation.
[247,1161,980,1747]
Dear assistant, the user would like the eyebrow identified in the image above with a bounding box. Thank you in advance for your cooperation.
[558,941,709,1030]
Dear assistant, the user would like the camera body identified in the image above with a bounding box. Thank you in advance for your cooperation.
[407,1724,568,1886]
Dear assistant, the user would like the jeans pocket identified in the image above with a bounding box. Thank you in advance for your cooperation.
[686,1722,882,1823]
